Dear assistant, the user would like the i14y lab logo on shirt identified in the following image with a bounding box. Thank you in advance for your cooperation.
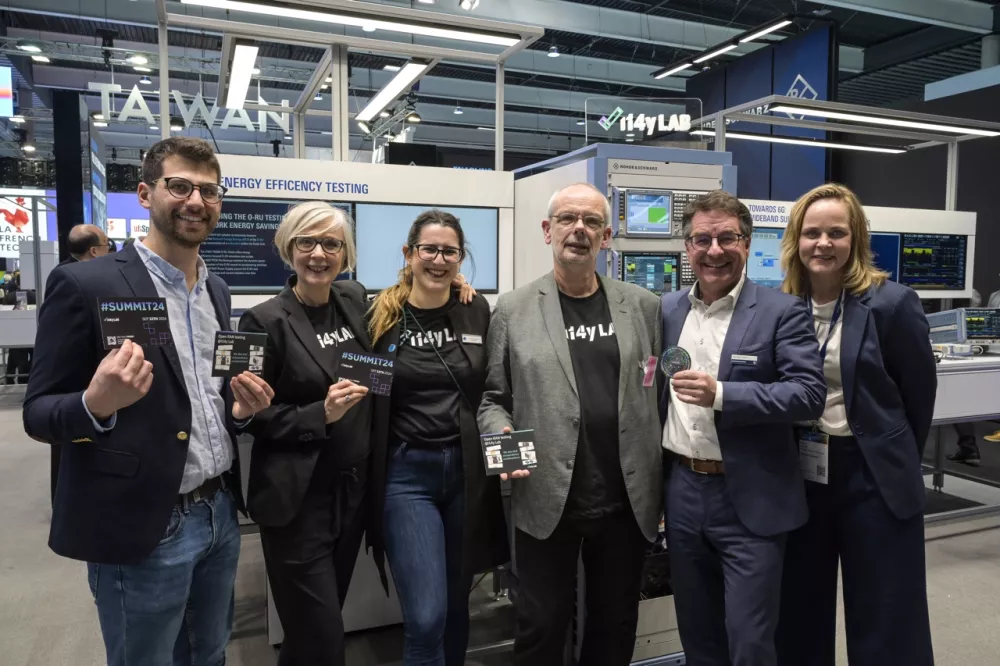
[564,324,616,342]
[401,327,457,348]
[317,327,355,349]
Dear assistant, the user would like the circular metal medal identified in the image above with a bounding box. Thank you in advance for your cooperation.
[660,346,692,377]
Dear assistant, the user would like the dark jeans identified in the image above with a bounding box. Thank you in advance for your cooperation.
[666,463,787,666]
[87,487,241,666]
[777,436,934,666]
[512,510,648,666]
[260,455,369,666]
[384,442,471,666]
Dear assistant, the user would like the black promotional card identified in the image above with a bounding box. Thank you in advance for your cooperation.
[480,429,538,476]
[212,331,268,377]
[338,351,394,396]
[98,298,172,350]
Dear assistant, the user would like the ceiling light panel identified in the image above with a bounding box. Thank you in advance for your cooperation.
[225,42,259,109]
[356,61,429,122]
[693,44,738,64]
[691,130,906,154]
[181,0,519,47]
[770,105,1000,137]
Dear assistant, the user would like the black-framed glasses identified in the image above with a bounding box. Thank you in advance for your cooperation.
[294,236,345,254]
[150,177,227,204]
[413,244,463,264]
[552,212,606,230]
[685,232,748,251]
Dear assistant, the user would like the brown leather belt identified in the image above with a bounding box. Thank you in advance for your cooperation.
[178,474,226,507]
[679,456,725,475]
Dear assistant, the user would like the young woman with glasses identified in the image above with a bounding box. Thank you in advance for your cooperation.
[367,210,509,666]
[237,201,374,666]
[774,184,936,666]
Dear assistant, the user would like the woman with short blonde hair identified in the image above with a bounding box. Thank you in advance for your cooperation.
[239,200,372,666]
[775,183,935,666]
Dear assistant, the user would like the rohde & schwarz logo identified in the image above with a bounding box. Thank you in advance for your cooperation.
[783,74,819,119]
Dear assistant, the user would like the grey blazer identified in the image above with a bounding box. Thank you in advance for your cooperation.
[478,272,664,541]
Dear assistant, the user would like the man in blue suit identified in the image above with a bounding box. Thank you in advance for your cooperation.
[659,190,825,666]
[24,137,274,666]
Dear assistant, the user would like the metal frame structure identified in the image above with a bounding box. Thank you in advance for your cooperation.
[154,0,543,168]
[693,95,1000,213]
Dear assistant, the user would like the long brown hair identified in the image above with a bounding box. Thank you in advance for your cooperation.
[780,183,888,298]
[368,210,467,344]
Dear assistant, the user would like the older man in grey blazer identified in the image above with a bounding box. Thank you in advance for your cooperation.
[479,182,662,666]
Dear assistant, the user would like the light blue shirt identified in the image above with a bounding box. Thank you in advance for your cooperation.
[84,241,234,494]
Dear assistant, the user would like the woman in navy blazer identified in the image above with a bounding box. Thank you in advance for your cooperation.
[775,183,936,666]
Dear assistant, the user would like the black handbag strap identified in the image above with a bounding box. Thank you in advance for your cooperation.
[402,305,475,412]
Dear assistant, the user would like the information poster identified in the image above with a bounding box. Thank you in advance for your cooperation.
[200,198,294,290]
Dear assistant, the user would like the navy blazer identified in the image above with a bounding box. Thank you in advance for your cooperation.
[659,279,826,537]
[23,244,243,565]
[836,281,936,519]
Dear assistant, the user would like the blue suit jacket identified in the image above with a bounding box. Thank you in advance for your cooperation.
[23,244,243,565]
[837,281,935,519]
[659,279,826,537]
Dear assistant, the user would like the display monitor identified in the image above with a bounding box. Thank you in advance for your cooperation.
[354,203,498,292]
[964,308,1000,341]
[747,226,784,289]
[624,190,673,237]
[621,253,680,295]
[869,232,901,282]
[899,233,967,291]
[200,197,296,291]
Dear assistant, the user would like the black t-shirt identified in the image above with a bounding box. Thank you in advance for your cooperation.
[389,296,470,448]
[301,301,368,463]
[559,284,628,521]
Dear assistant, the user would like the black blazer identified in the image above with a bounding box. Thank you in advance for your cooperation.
[238,279,373,527]
[837,280,936,519]
[23,244,243,565]
[369,293,509,587]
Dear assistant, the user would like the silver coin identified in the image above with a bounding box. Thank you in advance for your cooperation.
[660,346,692,377]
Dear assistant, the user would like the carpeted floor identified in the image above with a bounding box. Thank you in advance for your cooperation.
[5,402,1000,665]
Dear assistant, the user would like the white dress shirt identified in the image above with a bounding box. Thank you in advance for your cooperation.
[662,274,745,461]
[811,296,852,437]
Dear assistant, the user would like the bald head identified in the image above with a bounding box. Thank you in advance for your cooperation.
[67,224,109,261]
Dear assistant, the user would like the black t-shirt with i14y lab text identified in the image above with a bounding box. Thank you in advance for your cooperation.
[558,283,629,521]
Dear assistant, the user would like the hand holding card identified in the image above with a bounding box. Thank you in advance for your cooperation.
[481,427,536,480]
[98,298,172,350]
[231,372,275,421]
[324,379,369,424]
[83,339,154,420]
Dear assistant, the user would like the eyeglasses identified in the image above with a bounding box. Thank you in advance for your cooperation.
[413,244,463,263]
[294,237,345,254]
[685,232,748,251]
[150,177,227,204]
[552,212,606,230]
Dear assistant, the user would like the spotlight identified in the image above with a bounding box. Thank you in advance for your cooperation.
[362,24,376,33]
[133,66,151,73]
[284,134,292,140]
[576,118,585,126]
[325,76,333,83]
[406,111,422,123]
[454,105,463,115]
[379,110,390,118]
[547,45,560,58]
[252,67,261,75]
[127,54,148,65]
[170,117,184,132]
[139,76,152,85]
[16,40,42,53]
[9,116,25,124]
[315,92,323,101]
[22,144,36,153]
[459,0,480,9]
[31,55,51,63]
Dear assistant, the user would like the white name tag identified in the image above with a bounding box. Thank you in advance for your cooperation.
[798,430,829,485]
[731,354,758,366]
[461,334,483,345]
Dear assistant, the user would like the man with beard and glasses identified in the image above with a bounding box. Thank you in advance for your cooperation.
[479,182,663,665]
[24,137,275,666]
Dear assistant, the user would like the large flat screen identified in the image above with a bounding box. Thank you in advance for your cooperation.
[747,226,784,289]
[200,198,295,291]
[624,191,673,237]
[621,253,680,295]
[870,232,901,282]
[965,308,1000,341]
[899,233,966,291]
[354,203,498,292]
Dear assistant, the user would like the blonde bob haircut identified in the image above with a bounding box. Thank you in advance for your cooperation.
[273,201,357,273]
[780,183,887,298]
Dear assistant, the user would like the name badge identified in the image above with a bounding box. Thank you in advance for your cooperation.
[798,430,829,485]
[462,334,483,345]
[731,354,758,366]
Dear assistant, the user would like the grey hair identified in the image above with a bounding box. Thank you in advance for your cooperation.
[546,182,612,225]
[274,201,357,272]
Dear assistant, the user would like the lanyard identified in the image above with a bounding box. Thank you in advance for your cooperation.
[807,292,843,363]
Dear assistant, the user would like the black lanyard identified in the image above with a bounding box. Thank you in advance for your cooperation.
[807,292,843,363]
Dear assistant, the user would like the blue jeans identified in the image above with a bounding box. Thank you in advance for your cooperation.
[87,487,241,666]
[384,442,471,666]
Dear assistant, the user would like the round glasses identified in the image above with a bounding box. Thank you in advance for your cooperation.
[413,244,463,263]
[151,177,227,204]
[294,237,345,254]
